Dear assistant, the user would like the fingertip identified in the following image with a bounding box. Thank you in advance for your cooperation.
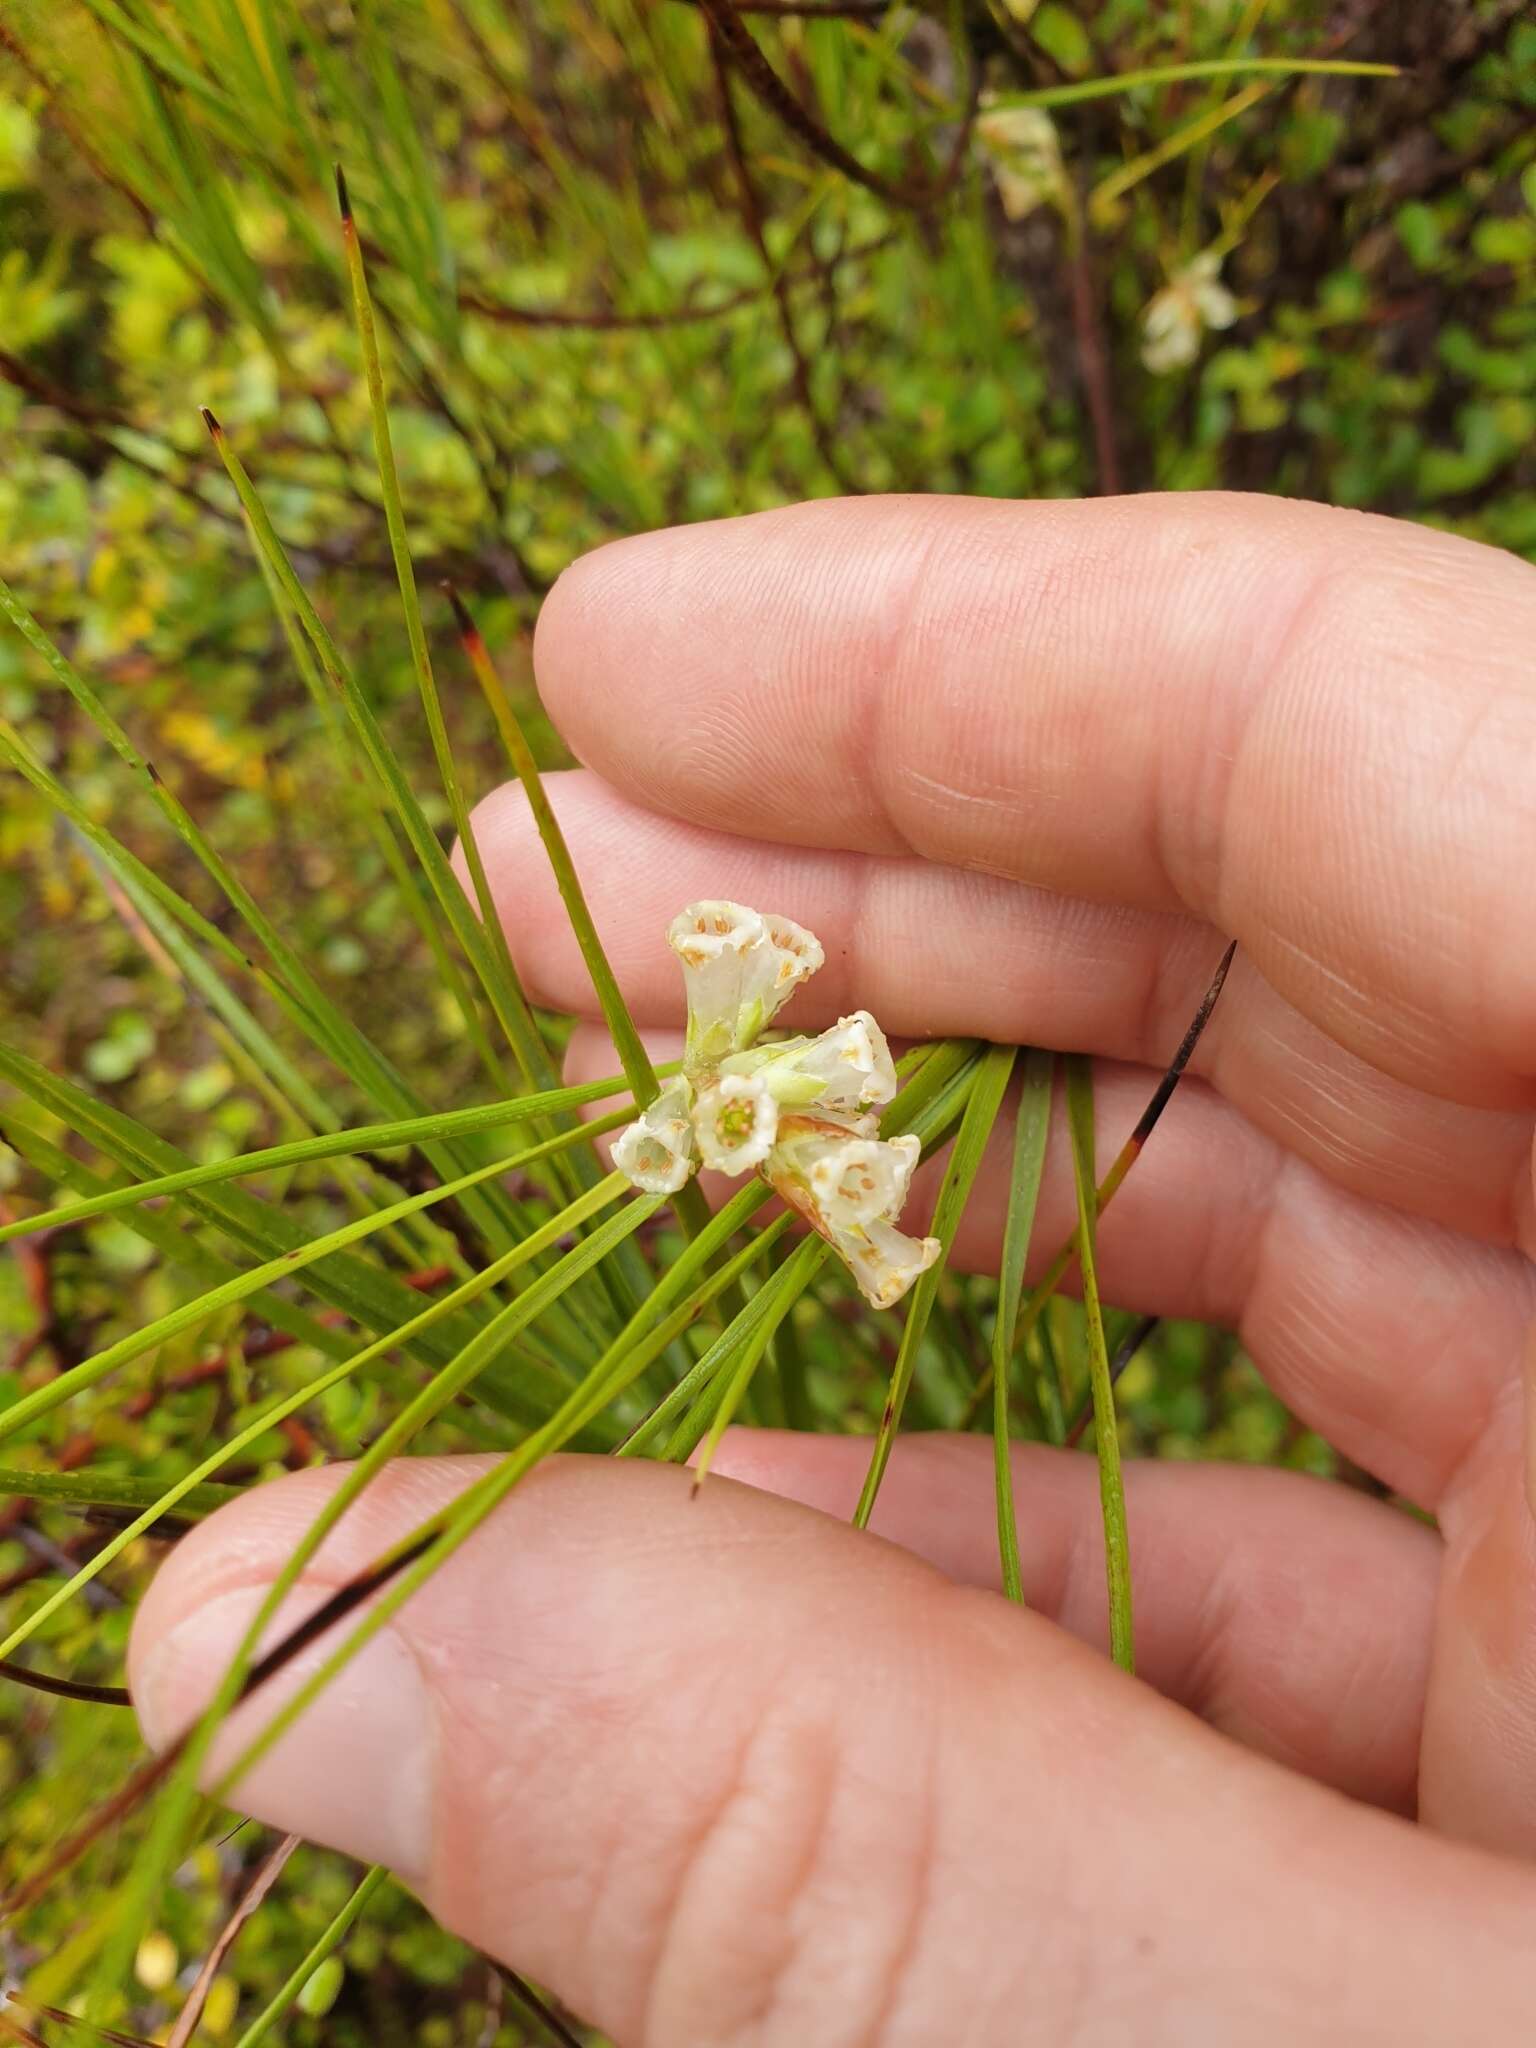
[127,1460,500,1712]
[533,524,687,753]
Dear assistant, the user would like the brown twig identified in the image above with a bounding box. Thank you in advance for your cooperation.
[696,0,971,210]
[1064,201,1122,496]
[494,1968,586,2048]
[0,1660,131,1709]
[1063,1315,1158,1448]
[15,2001,156,2048]
[680,0,891,13]
[707,27,860,492]
[165,1834,300,2048]
[959,943,1237,1429]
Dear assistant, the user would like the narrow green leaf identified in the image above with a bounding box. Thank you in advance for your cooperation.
[960,944,1236,1423]
[446,587,659,1110]
[201,412,556,1105]
[686,1236,826,1480]
[0,1138,608,1452]
[0,1068,652,1246]
[1065,1054,1133,1674]
[258,548,508,1087]
[231,1867,389,2048]
[991,1048,1053,1605]
[854,1041,1017,1527]
[615,1216,804,1458]
[990,56,1398,111]
[0,1468,240,1518]
[335,173,531,1097]
[1091,82,1272,221]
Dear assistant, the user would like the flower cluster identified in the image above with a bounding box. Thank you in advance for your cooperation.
[613,902,940,1309]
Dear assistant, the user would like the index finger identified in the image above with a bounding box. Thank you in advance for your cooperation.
[533,493,1536,1107]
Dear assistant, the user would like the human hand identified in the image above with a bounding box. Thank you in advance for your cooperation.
[132,494,1536,2043]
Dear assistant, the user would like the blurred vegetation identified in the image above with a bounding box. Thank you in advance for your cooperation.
[0,0,1532,2040]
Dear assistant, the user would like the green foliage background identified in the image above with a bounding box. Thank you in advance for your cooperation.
[0,0,1532,2039]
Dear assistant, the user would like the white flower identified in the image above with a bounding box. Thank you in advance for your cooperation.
[829,1217,942,1311]
[1140,252,1239,374]
[692,1072,780,1175]
[725,1009,898,1117]
[766,1116,936,1308]
[611,1075,697,1195]
[668,901,823,1065]
[812,1131,919,1225]
[769,1118,919,1230]
[974,102,1064,221]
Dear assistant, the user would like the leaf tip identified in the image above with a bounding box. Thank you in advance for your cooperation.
[199,405,222,437]
[442,581,482,651]
[334,161,352,223]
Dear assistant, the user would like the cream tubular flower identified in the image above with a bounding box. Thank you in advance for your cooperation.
[668,901,823,1064]
[788,1010,897,1113]
[727,1010,898,1117]
[612,1076,697,1196]
[770,1120,920,1230]
[813,1131,920,1225]
[668,901,767,1066]
[766,1116,936,1306]
[829,1217,942,1311]
[692,1072,780,1175]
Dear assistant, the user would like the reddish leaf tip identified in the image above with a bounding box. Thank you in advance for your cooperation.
[443,581,482,648]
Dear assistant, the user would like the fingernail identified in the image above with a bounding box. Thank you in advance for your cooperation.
[133,1584,435,1882]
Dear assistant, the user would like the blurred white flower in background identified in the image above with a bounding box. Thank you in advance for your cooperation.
[974,102,1065,222]
[1141,250,1239,373]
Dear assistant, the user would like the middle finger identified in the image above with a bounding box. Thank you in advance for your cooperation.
[471,770,1535,1250]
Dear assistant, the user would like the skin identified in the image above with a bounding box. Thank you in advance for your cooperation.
[131,493,1536,2044]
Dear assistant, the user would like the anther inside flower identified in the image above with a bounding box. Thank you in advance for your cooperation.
[693,1072,779,1174]
[615,901,940,1308]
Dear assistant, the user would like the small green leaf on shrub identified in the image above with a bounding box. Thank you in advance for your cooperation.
[1031,4,1094,78]
[1395,201,1442,270]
